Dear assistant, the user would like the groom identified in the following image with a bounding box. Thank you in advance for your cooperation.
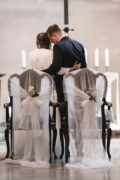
[44,24,87,102]
[43,24,87,159]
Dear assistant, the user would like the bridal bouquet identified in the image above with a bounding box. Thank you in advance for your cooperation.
[27,86,39,97]
[87,87,97,102]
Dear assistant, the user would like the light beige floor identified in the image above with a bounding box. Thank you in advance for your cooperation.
[0,138,120,180]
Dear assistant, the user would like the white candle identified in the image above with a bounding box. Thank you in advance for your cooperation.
[105,48,109,67]
[94,48,99,67]
[85,48,87,63]
[21,49,27,68]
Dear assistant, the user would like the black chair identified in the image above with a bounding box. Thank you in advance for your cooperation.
[4,69,53,162]
[63,68,112,159]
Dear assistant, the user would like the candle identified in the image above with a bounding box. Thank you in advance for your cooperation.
[95,48,99,67]
[105,48,109,67]
[21,49,27,68]
[85,48,87,63]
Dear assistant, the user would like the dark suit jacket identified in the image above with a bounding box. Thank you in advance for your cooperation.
[44,36,87,75]
[44,36,87,103]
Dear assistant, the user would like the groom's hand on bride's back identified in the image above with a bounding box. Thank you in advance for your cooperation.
[69,61,81,72]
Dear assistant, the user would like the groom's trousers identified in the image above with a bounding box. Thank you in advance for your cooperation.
[54,74,70,161]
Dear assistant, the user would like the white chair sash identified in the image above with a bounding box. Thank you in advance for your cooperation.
[63,69,112,169]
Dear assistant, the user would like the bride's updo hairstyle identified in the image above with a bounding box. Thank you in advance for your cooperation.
[36,33,51,49]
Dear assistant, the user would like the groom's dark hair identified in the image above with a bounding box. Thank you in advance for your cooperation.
[46,24,62,36]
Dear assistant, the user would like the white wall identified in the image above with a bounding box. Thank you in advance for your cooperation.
[0,0,120,122]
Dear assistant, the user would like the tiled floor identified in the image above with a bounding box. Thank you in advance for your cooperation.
[0,138,120,180]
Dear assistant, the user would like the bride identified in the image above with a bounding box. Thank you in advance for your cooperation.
[12,33,79,167]
[29,32,78,74]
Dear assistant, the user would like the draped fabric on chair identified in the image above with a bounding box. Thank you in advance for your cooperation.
[5,69,53,168]
[63,68,112,169]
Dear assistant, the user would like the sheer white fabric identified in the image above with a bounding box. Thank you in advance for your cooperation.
[6,70,53,168]
[63,69,112,169]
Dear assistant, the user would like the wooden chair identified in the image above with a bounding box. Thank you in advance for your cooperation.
[4,69,53,162]
[63,68,112,159]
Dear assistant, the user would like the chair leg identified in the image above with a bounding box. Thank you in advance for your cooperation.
[5,129,10,158]
[52,129,57,159]
[49,125,52,163]
[107,128,112,159]
[60,128,70,162]
[11,130,14,159]
[101,104,106,151]
[102,127,106,151]
[60,129,64,159]
[64,129,70,163]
